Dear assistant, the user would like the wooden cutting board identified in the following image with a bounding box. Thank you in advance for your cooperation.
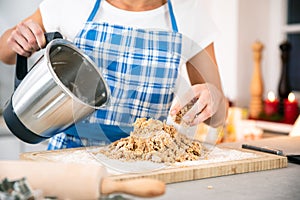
[20,146,287,184]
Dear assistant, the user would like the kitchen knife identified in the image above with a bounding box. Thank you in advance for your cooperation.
[242,144,300,164]
[0,160,165,199]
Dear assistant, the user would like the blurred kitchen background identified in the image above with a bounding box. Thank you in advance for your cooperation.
[0,0,299,159]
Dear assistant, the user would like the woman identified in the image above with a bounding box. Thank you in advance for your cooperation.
[0,0,227,149]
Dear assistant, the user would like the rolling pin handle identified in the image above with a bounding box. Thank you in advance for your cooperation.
[101,178,166,197]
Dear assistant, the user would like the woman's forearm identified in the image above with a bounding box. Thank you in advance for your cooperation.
[186,43,228,127]
[0,28,17,65]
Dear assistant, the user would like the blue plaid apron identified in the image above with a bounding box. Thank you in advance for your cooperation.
[48,0,183,149]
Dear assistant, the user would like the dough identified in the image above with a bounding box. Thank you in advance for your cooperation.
[99,118,203,163]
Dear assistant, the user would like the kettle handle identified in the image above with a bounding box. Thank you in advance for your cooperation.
[15,32,63,89]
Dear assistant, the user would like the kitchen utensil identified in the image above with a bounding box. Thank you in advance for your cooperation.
[0,161,165,199]
[3,32,110,144]
[242,144,300,164]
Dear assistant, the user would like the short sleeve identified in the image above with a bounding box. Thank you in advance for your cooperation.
[39,0,62,33]
[172,0,219,49]
[39,0,95,41]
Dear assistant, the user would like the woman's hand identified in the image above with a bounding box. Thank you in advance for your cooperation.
[7,19,46,57]
[170,83,227,127]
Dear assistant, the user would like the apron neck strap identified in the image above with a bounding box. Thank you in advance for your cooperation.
[87,0,179,32]
[167,0,178,32]
[87,0,101,22]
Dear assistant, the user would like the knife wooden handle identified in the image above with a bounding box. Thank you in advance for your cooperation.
[101,177,165,197]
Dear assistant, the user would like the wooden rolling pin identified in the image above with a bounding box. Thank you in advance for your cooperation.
[0,161,165,199]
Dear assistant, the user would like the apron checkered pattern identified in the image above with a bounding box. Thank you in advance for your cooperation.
[78,25,182,125]
[48,0,183,149]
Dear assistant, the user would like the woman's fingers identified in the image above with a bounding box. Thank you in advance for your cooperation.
[11,42,31,57]
[170,88,200,116]
[171,83,225,126]
[182,98,205,123]
[189,104,212,126]
[25,20,46,49]
[170,103,181,116]
[8,27,31,56]
[182,90,214,126]
[7,20,45,57]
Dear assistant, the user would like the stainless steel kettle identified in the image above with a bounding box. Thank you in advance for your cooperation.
[3,32,110,144]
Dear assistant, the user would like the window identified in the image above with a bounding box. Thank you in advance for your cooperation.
[286,0,300,91]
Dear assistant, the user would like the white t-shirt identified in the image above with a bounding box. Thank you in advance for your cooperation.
[40,0,219,132]
[39,0,218,50]
[40,0,219,104]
